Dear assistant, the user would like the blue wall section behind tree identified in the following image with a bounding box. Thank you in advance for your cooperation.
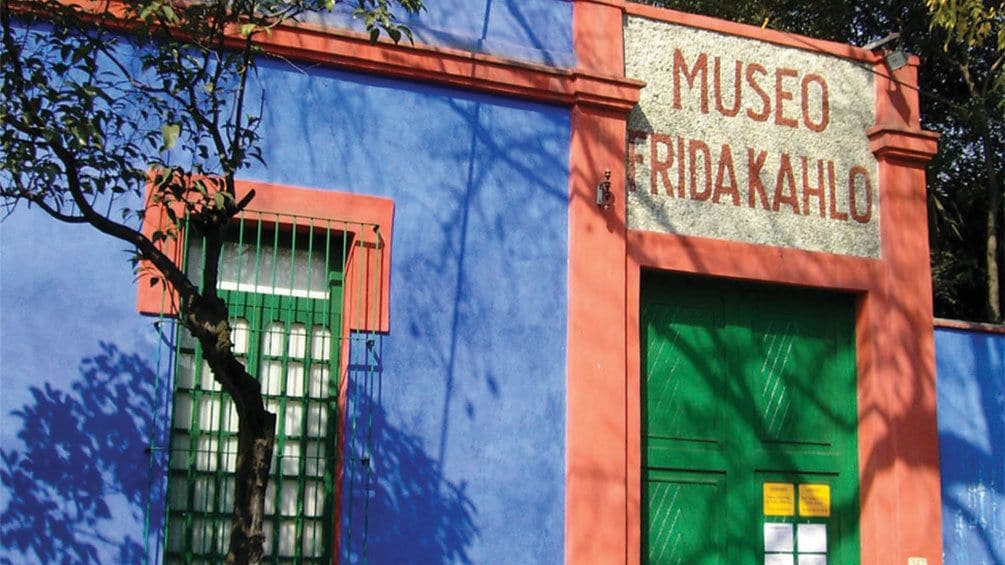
[1,45,569,565]
[244,59,571,564]
[935,327,1005,565]
[0,208,172,564]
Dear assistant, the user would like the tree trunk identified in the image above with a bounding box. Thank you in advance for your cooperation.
[226,398,276,564]
[980,116,1002,322]
[184,290,276,565]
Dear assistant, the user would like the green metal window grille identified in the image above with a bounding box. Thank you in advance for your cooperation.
[160,211,378,564]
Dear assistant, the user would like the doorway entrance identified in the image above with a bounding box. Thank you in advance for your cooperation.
[641,273,861,564]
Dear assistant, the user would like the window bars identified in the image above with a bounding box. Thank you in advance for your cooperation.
[151,209,383,564]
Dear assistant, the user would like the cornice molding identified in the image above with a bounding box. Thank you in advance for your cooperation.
[867,126,940,163]
[261,22,644,112]
[19,0,644,112]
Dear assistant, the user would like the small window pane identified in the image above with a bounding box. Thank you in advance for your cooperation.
[175,353,195,389]
[289,324,307,358]
[284,402,304,437]
[286,363,305,398]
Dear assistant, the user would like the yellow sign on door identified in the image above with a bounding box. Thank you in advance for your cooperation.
[763,483,795,516]
[799,484,831,517]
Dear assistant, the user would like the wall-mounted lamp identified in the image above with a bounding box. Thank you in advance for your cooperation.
[596,169,613,209]
[864,32,909,71]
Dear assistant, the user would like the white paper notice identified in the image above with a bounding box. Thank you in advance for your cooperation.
[798,555,827,565]
[798,524,828,553]
[765,554,795,565]
[764,523,794,552]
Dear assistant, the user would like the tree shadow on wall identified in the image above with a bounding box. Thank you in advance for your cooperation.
[0,342,166,564]
[341,337,479,565]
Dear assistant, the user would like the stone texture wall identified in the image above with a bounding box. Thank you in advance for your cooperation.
[625,16,880,258]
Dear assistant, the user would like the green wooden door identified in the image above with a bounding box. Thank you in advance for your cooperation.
[642,273,860,565]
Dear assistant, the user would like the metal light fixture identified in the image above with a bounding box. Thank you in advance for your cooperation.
[864,32,908,71]
[596,169,613,209]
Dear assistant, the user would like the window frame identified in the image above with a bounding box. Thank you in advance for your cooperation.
[138,179,395,561]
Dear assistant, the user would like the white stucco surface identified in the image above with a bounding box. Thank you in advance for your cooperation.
[624,15,880,258]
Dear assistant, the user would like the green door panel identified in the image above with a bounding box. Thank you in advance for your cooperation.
[644,470,727,565]
[641,273,860,565]
[643,304,724,446]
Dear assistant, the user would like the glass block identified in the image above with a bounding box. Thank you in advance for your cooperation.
[195,436,218,471]
[304,483,323,517]
[304,441,326,477]
[284,402,304,437]
[286,363,305,398]
[169,435,190,469]
[199,359,220,391]
[311,326,331,361]
[306,403,326,437]
[173,393,193,428]
[217,477,235,513]
[263,361,283,396]
[278,520,297,557]
[262,519,274,554]
[169,476,189,511]
[231,318,250,355]
[175,353,195,389]
[279,479,298,515]
[264,322,285,356]
[281,443,300,476]
[289,324,307,358]
[197,395,220,431]
[167,517,186,553]
[264,482,276,515]
[222,437,238,472]
[302,520,323,557]
[308,365,328,399]
[222,401,239,434]
[192,476,215,512]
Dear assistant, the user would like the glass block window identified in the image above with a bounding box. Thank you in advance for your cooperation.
[165,219,346,564]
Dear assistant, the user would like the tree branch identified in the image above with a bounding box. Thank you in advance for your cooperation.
[31,126,201,303]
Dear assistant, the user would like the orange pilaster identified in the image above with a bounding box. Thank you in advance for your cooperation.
[566,1,634,564]
[857,58,942,564]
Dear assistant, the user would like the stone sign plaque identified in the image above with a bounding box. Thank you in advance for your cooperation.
[625,16,880,258]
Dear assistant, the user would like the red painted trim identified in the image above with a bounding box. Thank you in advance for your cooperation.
[573,0,626,76]
[136,179,393,333]
[624,2,883,64]
[33,0,643,113]
[259,23,643,112]
[565,3,631,564]
[859,59,942,565]
[868,126,940,162]
[568,4,944,565]
[934,318,1005,334]
[627,232,883,290]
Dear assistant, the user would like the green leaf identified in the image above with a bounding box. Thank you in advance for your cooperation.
[161,123,180,151]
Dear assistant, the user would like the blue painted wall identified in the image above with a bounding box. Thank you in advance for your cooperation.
[0,207,172,564]
[1,14,570,565]
[307,0,575,67]
[247,59,570,564]
[936,327,1005,565]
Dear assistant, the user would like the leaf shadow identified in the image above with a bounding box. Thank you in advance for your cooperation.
[0,342,168,565]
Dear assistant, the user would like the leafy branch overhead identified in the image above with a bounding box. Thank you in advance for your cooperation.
[1,0,423,562]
